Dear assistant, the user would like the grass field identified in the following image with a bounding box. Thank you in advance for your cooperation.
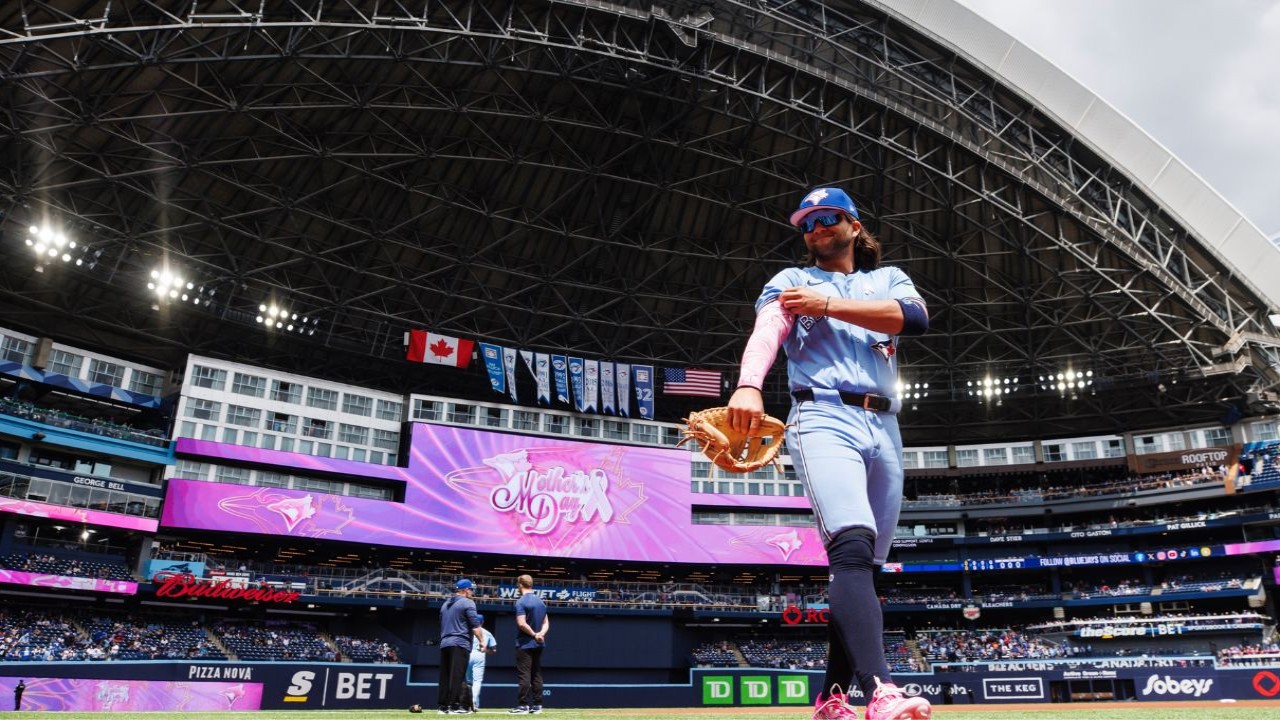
[2,703,1278,720]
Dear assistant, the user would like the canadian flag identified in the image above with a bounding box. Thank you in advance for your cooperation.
[405,330,475,369]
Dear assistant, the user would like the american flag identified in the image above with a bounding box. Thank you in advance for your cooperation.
[662,367,723,397]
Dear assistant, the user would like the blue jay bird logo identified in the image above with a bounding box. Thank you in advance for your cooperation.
[871,340,896,363]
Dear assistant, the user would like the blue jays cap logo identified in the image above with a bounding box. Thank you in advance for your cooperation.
[789,186,860,226]
[801,189,830,207]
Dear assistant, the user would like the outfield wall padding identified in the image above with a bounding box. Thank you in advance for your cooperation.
[2,660,1280,710]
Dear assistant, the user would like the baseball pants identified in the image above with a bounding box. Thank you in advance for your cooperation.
[786,388,905,562]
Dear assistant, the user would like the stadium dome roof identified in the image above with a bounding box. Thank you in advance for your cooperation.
[0,0,1277,443]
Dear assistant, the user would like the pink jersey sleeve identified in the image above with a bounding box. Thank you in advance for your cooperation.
[737,299,794,390]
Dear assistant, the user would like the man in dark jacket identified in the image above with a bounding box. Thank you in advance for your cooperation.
[438,579,484,714]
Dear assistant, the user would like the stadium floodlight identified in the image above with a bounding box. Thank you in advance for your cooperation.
[896,379,929,400]
[146,265,209,307]
[256,299,321,335]
[25,223,100,270]
[969,375,1020,400]
[1040,367,1093,393]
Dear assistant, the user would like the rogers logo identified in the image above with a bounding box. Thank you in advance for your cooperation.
[1140,674,1213,698]
[781,605,830,625]
[1254,671,1280,698]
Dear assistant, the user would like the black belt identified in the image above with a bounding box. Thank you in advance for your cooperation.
[792,389,893,412]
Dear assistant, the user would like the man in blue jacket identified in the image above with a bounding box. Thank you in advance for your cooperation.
[439,579,484,714]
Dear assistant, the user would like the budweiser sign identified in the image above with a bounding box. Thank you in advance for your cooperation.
[152,573,301,603]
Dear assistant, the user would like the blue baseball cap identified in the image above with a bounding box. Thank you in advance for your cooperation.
[474,614,485,624]
[455,578,474,590]
[789,187,860,226]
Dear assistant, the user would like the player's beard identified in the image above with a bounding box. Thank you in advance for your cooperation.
[807,230,854,265]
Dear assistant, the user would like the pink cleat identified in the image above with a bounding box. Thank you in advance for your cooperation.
[865,678,931,720]
[812,687,861,720]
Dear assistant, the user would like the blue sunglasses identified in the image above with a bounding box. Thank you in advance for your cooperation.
[798,213,845,233]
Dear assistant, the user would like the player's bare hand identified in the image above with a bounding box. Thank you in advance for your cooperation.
[780,287,828,317]
[727,386,765,436]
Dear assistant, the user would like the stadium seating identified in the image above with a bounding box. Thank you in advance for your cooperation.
[0,397,168,446]
[211,620,339,661]
[1,553,134,581]
[739,638,827,669]
[82,616,226,660]
[915,628,1073,662]
[0,607,93,661]
[333,635,399,663]
[691,641,739,667]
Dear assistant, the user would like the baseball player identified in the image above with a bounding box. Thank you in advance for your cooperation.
[727,187,931,720]
[466,614,497,711]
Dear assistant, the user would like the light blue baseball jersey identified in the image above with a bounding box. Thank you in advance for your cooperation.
[756,265,921,400]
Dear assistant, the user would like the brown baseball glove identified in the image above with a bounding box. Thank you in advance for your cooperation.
[676,406,788,473]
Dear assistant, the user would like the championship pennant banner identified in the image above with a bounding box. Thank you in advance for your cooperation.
[475,340,657,418]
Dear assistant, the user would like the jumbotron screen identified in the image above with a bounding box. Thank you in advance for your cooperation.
[162,424,827,565]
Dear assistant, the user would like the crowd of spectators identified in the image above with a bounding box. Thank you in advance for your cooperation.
[700,627,1092,670]
[963,500,1275,539]
[904,466,1223,509]
[333,635,399,663]
[973,585,1061,603]
[884,630,921,672]
[1217,641,1280,667]
[1068,578,1151,598]
[691,641,738,667]
[151,546,1263,615]
[0,397,168,447]
[0,553,134,581]
[81,617,224,660]
[916,628,1078,662]
[212,620,339,661]
[0,606,403,663]
[1235,441,1280,490]
[1028,611,1270,633]
[0,608,87,661]
[880,587,962,605]
[739,638,827,669]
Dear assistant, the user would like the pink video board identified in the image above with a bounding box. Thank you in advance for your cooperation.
[0,568,136,595]
[164,425,827,565]
[0,676,262,712]
[0,496,159,532]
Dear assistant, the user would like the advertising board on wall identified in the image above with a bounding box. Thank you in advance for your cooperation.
[1127,447,1236,475]
[3,661,1280,708]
